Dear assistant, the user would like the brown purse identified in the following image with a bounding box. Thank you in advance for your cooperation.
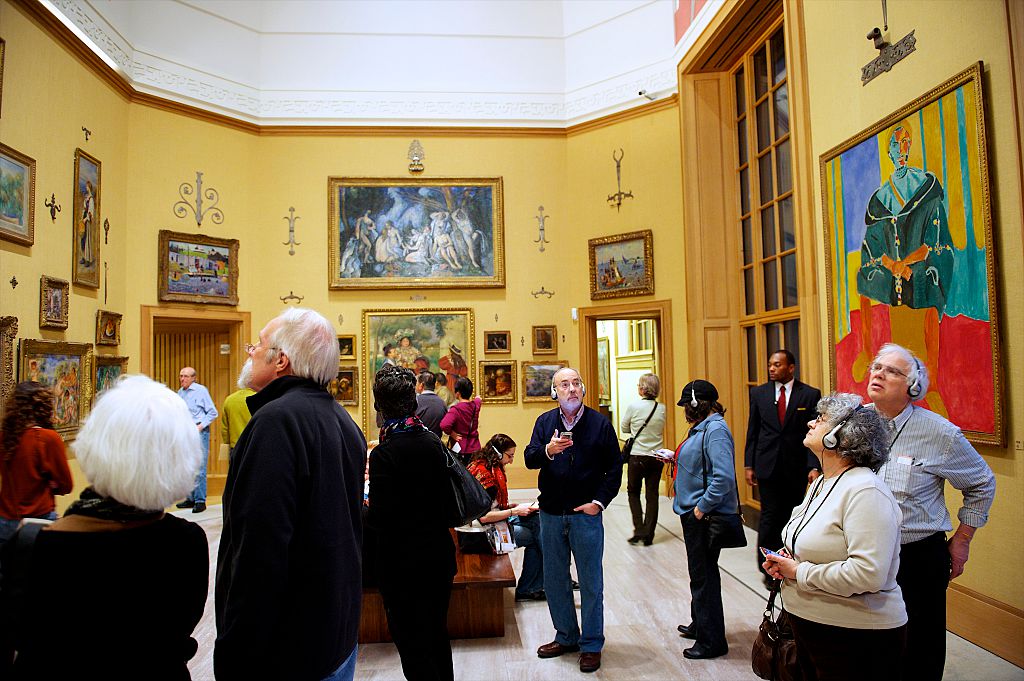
[751,584,804,681]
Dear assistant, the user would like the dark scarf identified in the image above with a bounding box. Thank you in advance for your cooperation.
[64,486,163,522]
[379,415,429,444]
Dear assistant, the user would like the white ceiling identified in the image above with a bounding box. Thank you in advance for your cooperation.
[44,0,723,127]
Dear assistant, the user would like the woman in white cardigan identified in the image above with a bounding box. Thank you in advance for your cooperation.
[763,393,906,680]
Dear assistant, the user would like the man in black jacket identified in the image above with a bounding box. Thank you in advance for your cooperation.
[215,308,366,681]
[414,371,448,437]
[744,350,821,586]
[524,367,622,674]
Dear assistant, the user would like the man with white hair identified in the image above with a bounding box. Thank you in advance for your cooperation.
[524,367,623,674]
[175,366,217,514]
[868,342,995,681]
[215,308,367,681]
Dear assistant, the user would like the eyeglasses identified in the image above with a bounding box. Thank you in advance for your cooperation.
[245,342,279,356]
[869,362,908,379]
[554,380,583,391]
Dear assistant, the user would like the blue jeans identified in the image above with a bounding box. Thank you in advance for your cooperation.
[320,644,357,681]
[0,511,58,548]
[510,512,544,595]
[539,510,605,652]
[188,427,210,503]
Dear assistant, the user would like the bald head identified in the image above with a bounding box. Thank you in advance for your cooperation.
[178,367,197,390]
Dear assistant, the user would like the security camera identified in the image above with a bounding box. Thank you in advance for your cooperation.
[638,90,656,101]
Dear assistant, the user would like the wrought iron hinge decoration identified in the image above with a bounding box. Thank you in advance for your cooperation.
[45,194,61,222]
[282,207,301,255]
[174,171,224,228]
[607,149,634,211]
[280,291,304,304]
[534,205,550,252]
[861,30,916,85]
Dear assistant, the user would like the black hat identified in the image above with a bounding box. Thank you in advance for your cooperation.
[678,379,719,407]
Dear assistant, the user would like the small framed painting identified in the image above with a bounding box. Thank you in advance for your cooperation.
[39,276,69,330]
[331,365,358,406]
[96,310,122,346]
[73,148,101,288]
[596,337,611,400]
[94,355,128,399]
[0,142,36,246]
[532,325,557,355]
[337,334,356,360]
[479,360,517,404]
[588,229,655,300]
[484,330,511,354]
[19,339,94,441]
[521,360,568,403]
[158,230,239,305]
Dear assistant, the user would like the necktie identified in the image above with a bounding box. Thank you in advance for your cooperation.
[777,384,787,425]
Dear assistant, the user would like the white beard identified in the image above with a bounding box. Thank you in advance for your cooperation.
[237,358,253,390]
[558,395,582,414]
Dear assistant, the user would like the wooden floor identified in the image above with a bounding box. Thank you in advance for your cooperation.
[183,494,1024,681]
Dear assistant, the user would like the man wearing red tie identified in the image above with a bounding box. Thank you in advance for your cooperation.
[743,350,822,587]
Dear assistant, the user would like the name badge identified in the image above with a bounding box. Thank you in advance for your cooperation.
[896,455,914,466]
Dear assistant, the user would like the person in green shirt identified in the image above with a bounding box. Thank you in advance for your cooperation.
[220,387,255,459]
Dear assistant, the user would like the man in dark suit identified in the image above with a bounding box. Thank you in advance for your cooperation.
[744,349,822,586]
[415,371,448,437]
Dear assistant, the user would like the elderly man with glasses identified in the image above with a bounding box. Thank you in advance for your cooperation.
[524,367,623,674]
[868,343,995,681]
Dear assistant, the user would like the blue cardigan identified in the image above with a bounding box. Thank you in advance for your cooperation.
[672,413,739,516]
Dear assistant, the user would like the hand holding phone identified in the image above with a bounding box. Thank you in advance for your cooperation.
[759,546,783,560]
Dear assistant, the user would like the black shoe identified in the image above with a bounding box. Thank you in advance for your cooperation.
[515,590,546,602]
[642,537,654,546]
[192,502,207,514]
[676,623,696,639]
[571,580,580,591]
[683,644,728,660]
[627,535,642,544]
[176,500,194,509]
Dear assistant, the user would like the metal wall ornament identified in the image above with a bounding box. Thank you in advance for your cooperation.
[81,126,92,141]
[0,142,36,245]
[861,30,917,85]
[39,275,70,330]
[174,171,224,228]
[45,193,60,223]
[280,291,304,304]
[18,338,94,441]
[531,286,555,298]
[607,149,634,211]
[0,316,17,421]
[534,205,550,251]
[95,310,122,346]
[283,206,301,255]
[408,140,425,173]
[72,148,101,288]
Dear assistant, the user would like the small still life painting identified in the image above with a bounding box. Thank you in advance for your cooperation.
[158,230,239,305]
[39,276,69,330]
[96,310,122,346]
[19,339,93,440]
[521,360,568,403]
[588,230,654,300]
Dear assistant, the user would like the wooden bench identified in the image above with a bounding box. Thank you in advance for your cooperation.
[358,531,516,643]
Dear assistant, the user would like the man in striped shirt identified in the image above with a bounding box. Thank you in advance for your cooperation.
[868,343,995,681]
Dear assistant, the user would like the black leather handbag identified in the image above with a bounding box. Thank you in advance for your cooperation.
[699,429,748,550]
[438,434,491,528]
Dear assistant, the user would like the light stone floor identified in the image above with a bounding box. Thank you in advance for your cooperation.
[182,493,1023,681]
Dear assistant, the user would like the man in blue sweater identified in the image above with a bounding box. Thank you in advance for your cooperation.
[525,367,623,674]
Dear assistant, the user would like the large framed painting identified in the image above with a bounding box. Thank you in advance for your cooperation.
[328,177,505,289]
[821,62,1002,446]
[521,360,568,403]
[596,337,611,400]
[588,229,654,300]
[158,230,239,305]
[0,142,36,246]
[39,275,69,330]
[73,148,101,288]
[361,308,475,432]
[18,339,94,441]
[479,360,517,404]
[0,316,16,421]
[94,355,128,400]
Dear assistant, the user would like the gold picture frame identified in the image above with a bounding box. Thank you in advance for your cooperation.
[531,325,557,355]
[0,142,35,246]
[521,360,568,403]
[0,316,16,421]
[95,310,122,346]
[479,360,517,404]
[94,354,128,401]
[588,229,655,300]
[158,230,239,305]
[484,330,511,354]
[39,275,69,330]
[328,177,505,289]
[72,147,101,288]
[19,338,94,441]
[337,334,356,360]
[331,364,359,406]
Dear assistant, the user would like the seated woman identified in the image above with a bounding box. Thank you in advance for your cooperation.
[0,375,209,680]
[467,434,544,601]
[763,393,906,680]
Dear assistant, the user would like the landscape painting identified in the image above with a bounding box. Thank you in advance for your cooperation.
[329,178,505,289]
[94,355,128,399]
[522,360,568,403]
[589,230,654,300]
[158,230,239,305]
[0,142,35,246]
[19,339,93,441]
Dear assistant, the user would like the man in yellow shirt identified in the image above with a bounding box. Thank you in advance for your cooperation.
[220,387,256,459]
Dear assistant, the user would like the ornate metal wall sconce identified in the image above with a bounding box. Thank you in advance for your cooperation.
[45,194,61,222]
[534,205,550,252]
[408,140,425,173]
[282,207,301,255]
[174,171,224,228]
[607,149,634,211]
[280,291,304,304]
[531,286,555,298]
[861,0,915,85]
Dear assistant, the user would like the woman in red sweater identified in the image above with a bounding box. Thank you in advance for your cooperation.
[0,382,73,546]
[440,376,482,458]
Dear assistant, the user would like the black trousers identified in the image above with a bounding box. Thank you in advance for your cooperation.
[680,511,727,651]
[897,531,950,681]
[627,455,664,540]
[788,612,906,681]
[381,579,455,681]
[756,474,807,574]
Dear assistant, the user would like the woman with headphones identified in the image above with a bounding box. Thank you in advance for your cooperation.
[762,393,907,679]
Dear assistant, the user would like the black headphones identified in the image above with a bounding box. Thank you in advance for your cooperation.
[550,376,586,399]
[907,357,924,399]
[822,405,865,450]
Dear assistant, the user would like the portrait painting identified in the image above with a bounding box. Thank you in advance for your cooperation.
[158,230,239,305]
[73,148,101,288]
[484,330,511,354]
[821,62,1002,446]
[362,308,474,432]
[532,325,557,355]
[94,355,128,399]
[39,275,69,330]
[330,365,358,406]
[479,360,517,404]
[0,316,16,421]
[0,142,35,246]
[588,229,654,300]
[596,337,611,400]
[328,177,505,289]
[337,334,356,360]
[96,310,122,346]
[521,360,568,403]
[19,339,94,441]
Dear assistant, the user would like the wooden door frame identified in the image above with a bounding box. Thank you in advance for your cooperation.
[577,299,675,454]
[140,304,251,377]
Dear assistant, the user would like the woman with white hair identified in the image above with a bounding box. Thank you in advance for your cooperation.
[0,375,209,680]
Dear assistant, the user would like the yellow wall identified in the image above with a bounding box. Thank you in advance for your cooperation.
[802,0,1024,611]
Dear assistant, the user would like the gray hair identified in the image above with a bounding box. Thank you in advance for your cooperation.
[874,342,929,396]
[266,308,339,386]
[638,373,660,399]
[73,375,201,510]
[816,392,890,472]
[551,366,581,391]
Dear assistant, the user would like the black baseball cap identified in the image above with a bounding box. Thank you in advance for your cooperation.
[678,379,719,406]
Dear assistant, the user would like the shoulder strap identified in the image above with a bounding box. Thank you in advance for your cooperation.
[633,401,659,441]
[698,422,743,514]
